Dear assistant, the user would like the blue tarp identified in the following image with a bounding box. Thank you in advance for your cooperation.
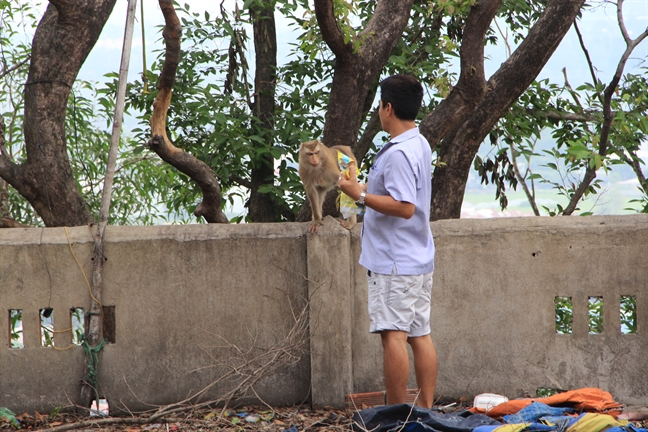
[351,404,500,432]
[348,403,648,432]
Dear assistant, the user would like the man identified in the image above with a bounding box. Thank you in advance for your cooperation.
[338,74,437,408]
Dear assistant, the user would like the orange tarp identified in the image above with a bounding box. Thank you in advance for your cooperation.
[483,388,624,419]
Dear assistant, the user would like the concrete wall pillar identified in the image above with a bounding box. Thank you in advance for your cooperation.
[306,218,354,408]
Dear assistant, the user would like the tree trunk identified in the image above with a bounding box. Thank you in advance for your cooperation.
[0,118,8,219]
[247,1,278,222]
[317,0,415,148]
[428,0,586,220]
[0,0,118,227]
[295,0,414,222]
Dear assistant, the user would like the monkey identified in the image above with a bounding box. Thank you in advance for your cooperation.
[298,139,357,233]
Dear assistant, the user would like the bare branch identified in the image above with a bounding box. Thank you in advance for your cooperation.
[620,149,648,193]
[508,140,540,216]
[573,20,598,85]
[42,292,311,431]
[525,108,599,122]
[355,108,382,166]
[0,117,20,186]
[596,0,648,161]
[0,57,30,79]
[562,166,597,215]
[561,67,584,109]
[617,0,631,44]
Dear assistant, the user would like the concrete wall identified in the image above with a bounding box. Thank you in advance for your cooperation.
[1,215,647,413]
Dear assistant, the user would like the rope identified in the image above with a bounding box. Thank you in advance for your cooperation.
[82,338,110,403]
[64,226,102,308]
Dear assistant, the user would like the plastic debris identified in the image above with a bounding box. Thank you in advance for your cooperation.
[0,407,19,427]
[473,393,509,411]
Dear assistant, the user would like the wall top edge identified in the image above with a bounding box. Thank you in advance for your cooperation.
[431,214,648,236]
[1,214,646,245]
[0,222,310,245]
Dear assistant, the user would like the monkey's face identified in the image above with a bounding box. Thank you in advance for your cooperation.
[306,150,321,167]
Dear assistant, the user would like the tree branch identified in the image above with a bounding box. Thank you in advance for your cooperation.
[573,20,597,85]
[509,140,540,216]
[313,0,351,59]
[562,166,597,215]
[430,0,587,220]
[355,109,382,167]
[525,108,599,122]
[620,148,647,188]
[147,0,228,224]
[617,0,631,44]
[0,114,20,186]
[564,1,648,216]
[0,57,30,79]
[317,0,413,148]
[419,0,503,148]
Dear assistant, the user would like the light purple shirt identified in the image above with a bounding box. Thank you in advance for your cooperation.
[359,127,435,275]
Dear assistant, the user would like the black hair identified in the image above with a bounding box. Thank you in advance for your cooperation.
[379,75,424,121]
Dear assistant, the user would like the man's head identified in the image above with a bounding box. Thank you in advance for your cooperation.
[379,75,423,121]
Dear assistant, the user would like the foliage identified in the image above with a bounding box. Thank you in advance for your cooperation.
[620,295,637,334]
[554,296,573,335]
[0,1,39,224]
[1,0,190,225]
[123,0,335,222]
[1,0,646,223]
[536,387,560,398]
[475,66,648,217]
[9,309,23,349]
[554,295,637,335]
[71,307,85,345]
[587,296,603,334]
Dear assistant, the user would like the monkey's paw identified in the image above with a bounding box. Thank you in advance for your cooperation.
[308,219,324,233]
[338,216,357,231]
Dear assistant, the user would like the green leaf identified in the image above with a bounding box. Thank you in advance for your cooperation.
[567,143,590,160]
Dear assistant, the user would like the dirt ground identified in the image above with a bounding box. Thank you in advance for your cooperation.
[2,405,355,432]
[2,403,647,432]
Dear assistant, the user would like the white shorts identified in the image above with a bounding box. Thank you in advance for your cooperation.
[367,269,433,337]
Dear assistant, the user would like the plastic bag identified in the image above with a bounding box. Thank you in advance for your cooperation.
[337,151,365,218]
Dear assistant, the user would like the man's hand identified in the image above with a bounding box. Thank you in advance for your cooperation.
[338,162,363,201]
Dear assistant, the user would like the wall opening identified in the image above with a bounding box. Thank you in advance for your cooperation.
[102,305,116,344]
[555,296,573,334]
[537,387,562,397]
[71,308,85,345]
[90,398,110,417]
[588,296,603,334]
[9,309,24,349]
[620,295,637,334]
[40,308,55,347]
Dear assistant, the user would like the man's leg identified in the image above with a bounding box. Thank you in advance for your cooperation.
[381,330,409,405]
[408,334,437,408]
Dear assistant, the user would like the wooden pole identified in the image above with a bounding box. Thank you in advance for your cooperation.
[79,0,138,412]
